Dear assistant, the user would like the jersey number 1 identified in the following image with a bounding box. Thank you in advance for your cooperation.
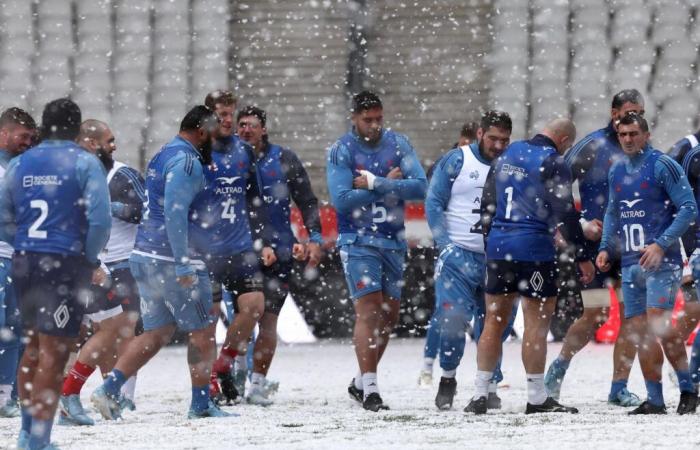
[28,199,48,239]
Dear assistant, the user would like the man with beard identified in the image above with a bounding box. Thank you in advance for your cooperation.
[426,110,516,410]
[59,120,146,425]
[0,108,36,418]
[91,106,229,419]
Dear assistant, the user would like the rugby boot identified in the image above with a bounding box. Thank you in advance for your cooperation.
[90,386,122,420]
[347,379,363,404]
[463,396,487,415]
[215,369,240,404]
[608,387,642,407]
[362,393,389,412]
[677,392,698,415]
[628,401,667,415]
[58,395,94,426]
[525,397,578,414]
[0,398,20,418]
[435,377,457,410]
[487,392,502,410]
[187,400,236,419]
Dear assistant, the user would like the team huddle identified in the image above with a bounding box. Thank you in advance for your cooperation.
[1,87,699,449]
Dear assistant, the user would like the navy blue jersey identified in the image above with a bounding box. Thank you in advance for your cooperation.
[257,143,321,260]
[327,129,427,249]
[189,136,262,257]
[133,136,205,266]
[565,122,623,222]
[670,133,700,254]
[0,140,111,262]
[484,135,587,262]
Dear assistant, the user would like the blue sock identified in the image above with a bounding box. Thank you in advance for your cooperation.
[103,369,127,398]
[20,407,32,433]
[554,356,571,372]
[27,418,53,450]
[190,385,209,413]
[690,333,700,384]
[676,370,696,394]
[609,379,628,400]
[645,380,664,407]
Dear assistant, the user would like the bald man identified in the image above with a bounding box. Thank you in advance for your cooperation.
[58,120,146,426]
[464,118,595,415]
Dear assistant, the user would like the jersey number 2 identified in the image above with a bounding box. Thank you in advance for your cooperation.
[28,199,48,239]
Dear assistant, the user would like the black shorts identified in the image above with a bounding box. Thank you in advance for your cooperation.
[262,259,294,316]
[12,252,93,338]
[580,240,621,290]
[207,252,263,303]
[84,266,141,315]
[485,259,558,299]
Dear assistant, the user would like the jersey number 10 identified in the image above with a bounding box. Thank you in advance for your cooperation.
[622,223,645,252]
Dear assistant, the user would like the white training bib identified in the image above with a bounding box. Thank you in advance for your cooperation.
[101,161,140,263]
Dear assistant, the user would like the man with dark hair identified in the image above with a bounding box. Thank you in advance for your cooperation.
[191,93,275,406]
[58,119,146,426]
[597,113,698,414]
[0,107,36,419]
[545,89,644,406]
[236,106,322,405]
[424,110,517,411]
[204,90,237,137]
[327,90,427,411]
[0,98,111,449]
[465,118,594,415]
[458,121,478,147]
[91,105,230,420]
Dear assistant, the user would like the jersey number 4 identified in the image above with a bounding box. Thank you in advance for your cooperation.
[28,199,48,239]
[221,198,237,223]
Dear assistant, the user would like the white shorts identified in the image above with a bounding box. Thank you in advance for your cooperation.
[82,305,123,324]
[581,288,611,309]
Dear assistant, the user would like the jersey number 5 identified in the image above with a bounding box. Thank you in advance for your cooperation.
[371,203,387,223]
[28,199,48,239]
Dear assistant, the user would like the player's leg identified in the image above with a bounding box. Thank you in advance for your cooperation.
[609,299,640,405]
[0,257,21,417]
[375,248,405,366]
[418,311,440,387]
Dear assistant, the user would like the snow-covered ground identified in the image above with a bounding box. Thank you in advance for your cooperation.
[2,339,699,450]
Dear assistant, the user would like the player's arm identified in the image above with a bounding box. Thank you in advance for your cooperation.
[0,159,18,245]
[425,149,461,250]
[371,136,428,200]
[654,155,698,250]
[242,145,273,250]
[598,168,620,258]
[110,167,146,224]
[163,152,203,277]
[76,154,112,264]
[480,164,497,240]
[564,137,597,183]
[679,153,700,255]
[542,154,590,261]
[282,148,322,244]
[327,142,379,214]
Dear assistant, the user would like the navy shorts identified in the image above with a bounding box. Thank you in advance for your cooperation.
[12,252,93,338]
[485,259,558,299]
[262,258,294,316]
[207,252,263,304]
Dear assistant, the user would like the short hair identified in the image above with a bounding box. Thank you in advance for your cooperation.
[460,122,478,140]
[40,98,81,140]
[78,119,108,142]
[204,90,237,110]
[180,105,218,132]
[618,112,649,132]
[352,91,382,113]
[0,107,36,130]
[237,106,267,128]
[480,110,512,133]
[611,89,644,109]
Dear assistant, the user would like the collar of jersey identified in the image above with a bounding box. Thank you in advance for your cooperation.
[626,144,653,168]
[351,127,385,150]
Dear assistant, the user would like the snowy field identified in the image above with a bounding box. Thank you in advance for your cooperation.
[2,339,700,450]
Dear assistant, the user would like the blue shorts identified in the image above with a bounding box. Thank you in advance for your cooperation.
[621,263,681,319]
[434,245,484,317]
[339,244,405,301]
[129,255,215,332]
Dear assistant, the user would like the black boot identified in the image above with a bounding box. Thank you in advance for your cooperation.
[435,377,457,410]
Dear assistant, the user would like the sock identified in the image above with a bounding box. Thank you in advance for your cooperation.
[553,356,570,372]
[488,381,498,394]
[21,406,32,433]
[690,333,700,383]
[0,383,11,404]
[61,361,96,396]
[609,379,628,400]
[120,375,137,401]
[362,372,378,399]
[103,369,127,398]
[474,370,491,399]
[28,418,53,450]
[645,380,664,407]
[526,373,547,405]
[190,385,210,413]
[234,354,248,373]
[354,371,363,390]
[422,357,435,373]
[442,369,456,379]
[676,370,696,394]
[250,372,265,394]
[213,347,237,374]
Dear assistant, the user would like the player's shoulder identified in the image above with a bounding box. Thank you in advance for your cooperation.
[385,129,414,152]
[327,137,350,164]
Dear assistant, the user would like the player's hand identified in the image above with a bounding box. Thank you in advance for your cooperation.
[261,246,277,266]
[306,242,322,268]
[583,219,603,241]
[639,243,664,271]
[596,250,611,272]
[176,274,198,288]
[292,243,307,261]
[553,229,567,249]
[91,267,108,286]
[577,260,595,285]
[353,174,369,189]
[386,167,403,179]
